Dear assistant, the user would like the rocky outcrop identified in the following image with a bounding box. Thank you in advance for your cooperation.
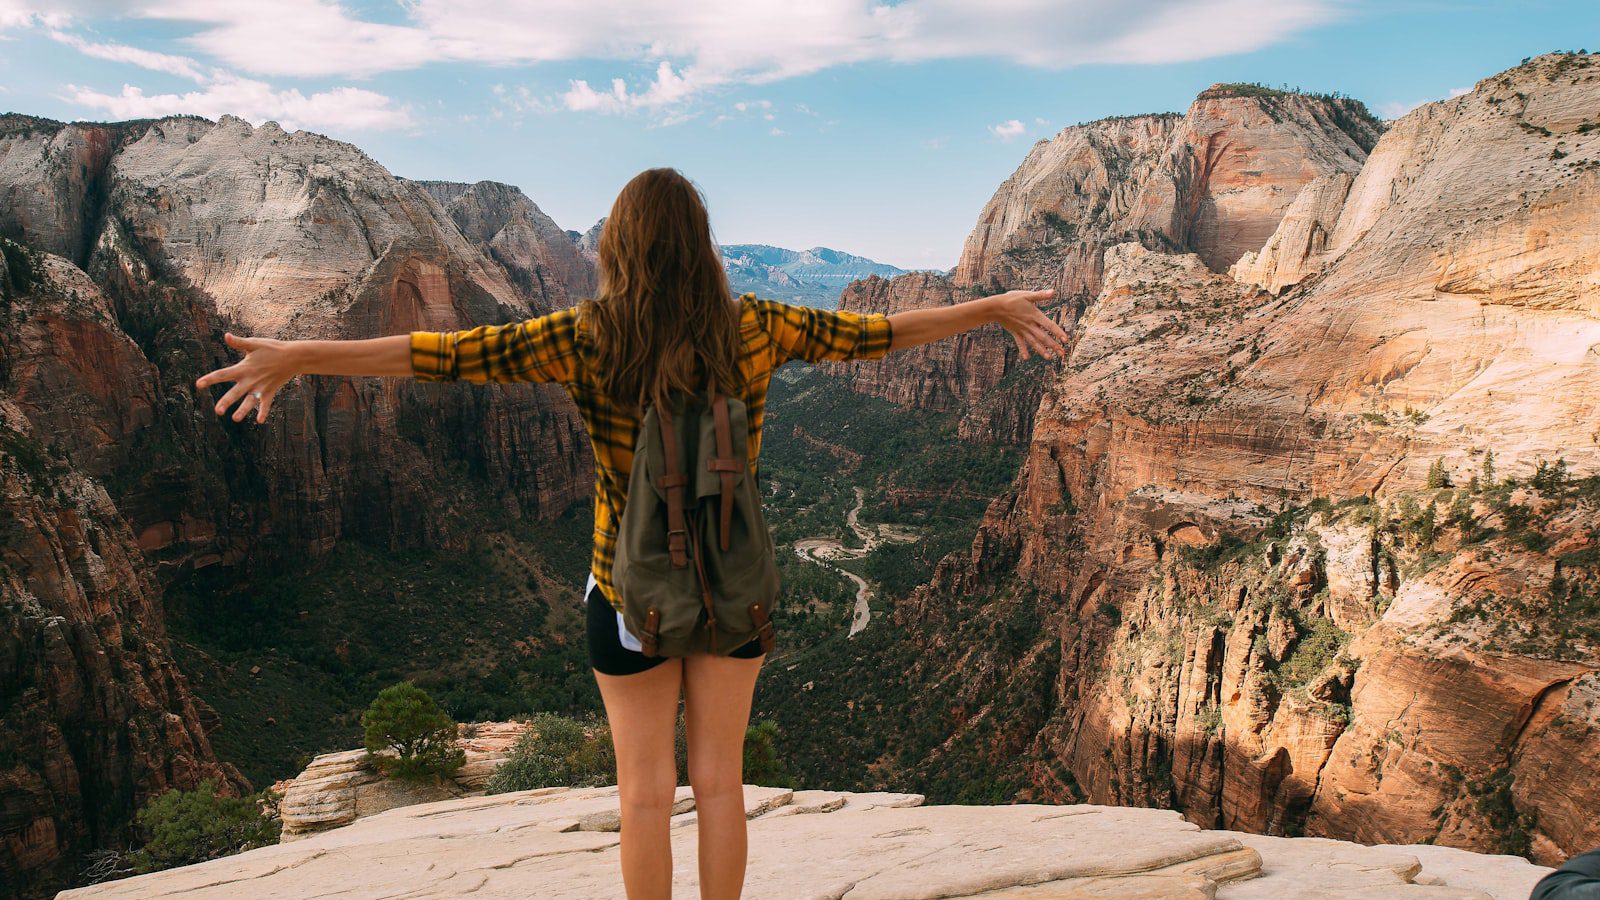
[269,721,531,841]
[58,786,1550,899]
[834,272,1023,411]
[415,179,597,301]
[573,217,603,262]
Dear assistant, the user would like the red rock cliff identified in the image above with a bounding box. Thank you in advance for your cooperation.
[882,53,1600,864]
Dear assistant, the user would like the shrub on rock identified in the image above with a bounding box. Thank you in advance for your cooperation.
[129,778,281,873]
[486,713,616,793]
[361,682,466,781]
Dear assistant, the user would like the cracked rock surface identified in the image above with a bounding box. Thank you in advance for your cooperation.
[62,787,1548,899]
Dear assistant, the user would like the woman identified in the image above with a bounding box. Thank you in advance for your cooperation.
[196,168,1067,898]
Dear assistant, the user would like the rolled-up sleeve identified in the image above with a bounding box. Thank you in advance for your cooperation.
[410,307,580,384]
[752,296,893,366]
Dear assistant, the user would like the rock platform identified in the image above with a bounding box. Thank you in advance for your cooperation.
[61,787,1550,899]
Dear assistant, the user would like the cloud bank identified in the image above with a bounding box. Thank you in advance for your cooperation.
[5,0,1338,128]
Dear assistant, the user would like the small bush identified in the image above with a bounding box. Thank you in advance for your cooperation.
[129,778,281,874]
[743,720,795,788]
[361,682,466,782]
[485,713,616,793]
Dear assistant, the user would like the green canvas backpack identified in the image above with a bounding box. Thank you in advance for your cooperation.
[612,384,780,657]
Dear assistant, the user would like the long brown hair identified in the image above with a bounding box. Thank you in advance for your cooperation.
[580,168,741,413]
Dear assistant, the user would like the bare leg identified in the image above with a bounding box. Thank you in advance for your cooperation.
[682,652,764,900]
[596,660,684,900]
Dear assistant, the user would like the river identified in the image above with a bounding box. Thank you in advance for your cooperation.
[791,487,916,636]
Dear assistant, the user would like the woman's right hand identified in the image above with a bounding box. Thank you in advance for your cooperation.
[195,332,300,424]
[987,289,1070,360]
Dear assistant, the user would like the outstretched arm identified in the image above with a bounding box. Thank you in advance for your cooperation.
[195,332,412,424]
[888,289,1068,360]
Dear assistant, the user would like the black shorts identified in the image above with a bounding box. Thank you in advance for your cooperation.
[585,583,763,676]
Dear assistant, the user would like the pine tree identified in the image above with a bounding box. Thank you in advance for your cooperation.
[1426,459,1452,489]
[1448,491,1474,529]
[1480,451,1497,490]
[1532,457,1569,493]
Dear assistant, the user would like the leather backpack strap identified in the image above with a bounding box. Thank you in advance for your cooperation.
[707,392,740,552]
[655,401,690,569]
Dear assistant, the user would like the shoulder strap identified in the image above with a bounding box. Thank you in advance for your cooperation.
[704,378,741,552]
[655,400,691,569]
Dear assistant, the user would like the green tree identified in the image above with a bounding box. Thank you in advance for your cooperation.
[485,713,616,793]
[361,682,466,781]
[129,778,281,874]
[743,720,795,788]
[1532,457,1569,493]
[1418,501,1437,547]
[1425,459,1452,489]
[1480,451,1497,490]
[1448,491,1475,530]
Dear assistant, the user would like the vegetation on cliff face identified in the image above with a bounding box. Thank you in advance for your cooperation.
[756,466,1599,851]
[165,517,598,789]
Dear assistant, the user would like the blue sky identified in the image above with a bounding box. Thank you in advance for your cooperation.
[1,2,1596,269]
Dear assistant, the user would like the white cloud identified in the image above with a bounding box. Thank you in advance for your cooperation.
[1378,85,1471,120]
[88,0,1334,112]
[65,76,414,131]
[0,0,64,30]
[561,60,704,113]
[48,29,208,80]
[768,126,785,136]
[989,118,1026,141]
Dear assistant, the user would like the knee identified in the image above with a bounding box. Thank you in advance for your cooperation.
[617,761,678,815]
[688,761,744,805]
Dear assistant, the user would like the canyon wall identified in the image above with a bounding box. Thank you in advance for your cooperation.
[0,245,248,896]
[849,53,1599,863]
[0,114,597,896]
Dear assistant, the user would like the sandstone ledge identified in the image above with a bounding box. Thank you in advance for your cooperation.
[61,788,1548,899]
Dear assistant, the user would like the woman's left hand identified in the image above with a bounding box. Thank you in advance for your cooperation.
[195,332,300,424]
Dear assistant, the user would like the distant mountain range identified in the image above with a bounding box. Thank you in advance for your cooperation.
[568,222,910,309]
[719,244,909,308]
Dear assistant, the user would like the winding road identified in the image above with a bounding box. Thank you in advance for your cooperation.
[792,487,916,636]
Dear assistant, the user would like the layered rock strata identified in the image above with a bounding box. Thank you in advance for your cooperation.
[270,721,533,841]
[864,53,1600,863]
[0,113,598,897]
[0,244,247,898]
[834,84,1381,432]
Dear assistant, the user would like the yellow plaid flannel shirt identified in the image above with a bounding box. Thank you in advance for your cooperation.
[410,293,894,613]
